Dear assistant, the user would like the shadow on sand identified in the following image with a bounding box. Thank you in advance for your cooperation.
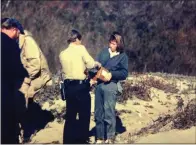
[21,99,54,142]
[89,115,126,140]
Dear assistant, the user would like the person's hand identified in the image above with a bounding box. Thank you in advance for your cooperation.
[94,61,102,68]
[104,72,112,82]
[59,80,64,85]
[90,79,97,87]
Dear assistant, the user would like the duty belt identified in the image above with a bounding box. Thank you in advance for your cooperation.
[64,79,89,85]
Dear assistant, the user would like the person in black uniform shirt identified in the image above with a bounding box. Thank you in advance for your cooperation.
[1,18,28,144]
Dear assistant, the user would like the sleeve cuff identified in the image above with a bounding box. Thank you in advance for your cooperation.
[24,77,31,84]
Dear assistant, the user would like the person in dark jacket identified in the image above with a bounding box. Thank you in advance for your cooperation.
[94,32,128,144]
[1,18,28,144]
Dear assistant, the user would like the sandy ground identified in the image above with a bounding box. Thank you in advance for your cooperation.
[29,74,196,144]
[136,126,196,143]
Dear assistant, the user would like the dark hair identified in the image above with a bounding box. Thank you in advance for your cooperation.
[1,18,24,34]
[1,18,9,24]
[109,31,125,53]
[67,29,82,44]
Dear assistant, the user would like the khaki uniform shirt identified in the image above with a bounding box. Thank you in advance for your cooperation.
[59,43,95,80]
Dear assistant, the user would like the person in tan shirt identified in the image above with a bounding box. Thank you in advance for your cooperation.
[59,41,96,80]
[59,29,100,144]
[18,30,52,107]
[18,30,53,142]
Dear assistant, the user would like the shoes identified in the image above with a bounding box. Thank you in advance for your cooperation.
[94,139,104,144]
[95,138,115,144]
[105,139,114,144]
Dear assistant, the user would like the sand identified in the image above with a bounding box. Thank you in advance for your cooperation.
[28,73,196,144]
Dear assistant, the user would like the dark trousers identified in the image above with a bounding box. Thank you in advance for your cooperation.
[63,82,91,144]
[1,112,20,144]
[1,87,26,144]
[95,82,118,140]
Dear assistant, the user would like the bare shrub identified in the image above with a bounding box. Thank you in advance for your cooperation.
[129,98,196,140]
[119,81,151,103]
[173,98,196,129]
[145,76,179,93]
[119,75,179,103]
[115,110,132,116]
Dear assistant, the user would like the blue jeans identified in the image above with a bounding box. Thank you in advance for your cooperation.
[94,82,118,139]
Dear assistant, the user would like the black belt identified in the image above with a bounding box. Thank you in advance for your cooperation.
[64,79,89,85]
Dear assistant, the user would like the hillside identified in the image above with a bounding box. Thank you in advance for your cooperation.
[1,1,196,75]
[17,73,196,144]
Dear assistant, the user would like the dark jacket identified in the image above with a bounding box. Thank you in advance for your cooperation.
[1,32,28,143]
[2,32,28,85]
[96,48,128,82]
[1,31,28,111]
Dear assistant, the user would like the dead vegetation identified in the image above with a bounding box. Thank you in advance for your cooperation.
[115,110,132,116]
[119,80,151,103]
[129,98,196,142]
[144,77,179,93]
[24,74,195,143]
[34,85,61,106]
[181,83,196,94]
[173,98,196,129]
[34,84,66,122]
[119,75,179,103]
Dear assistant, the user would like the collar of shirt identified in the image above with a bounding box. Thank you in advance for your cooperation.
[68,43,78,48]
[108,48,120,58]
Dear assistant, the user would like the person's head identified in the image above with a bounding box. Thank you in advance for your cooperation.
[109,31,124,53]
[67,29,82,45]
[1,18,24,39]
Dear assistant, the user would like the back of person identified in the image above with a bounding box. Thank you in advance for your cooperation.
[60,43,95,80]
[1,31,27,111]
[59,29,100,144]
[40,50,51,82]
[16,30,53,143]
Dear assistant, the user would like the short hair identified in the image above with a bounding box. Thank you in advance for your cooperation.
[1,18,24,34]
[109,31,125,53]
[1,18,9,24]
[67,29,82,44]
